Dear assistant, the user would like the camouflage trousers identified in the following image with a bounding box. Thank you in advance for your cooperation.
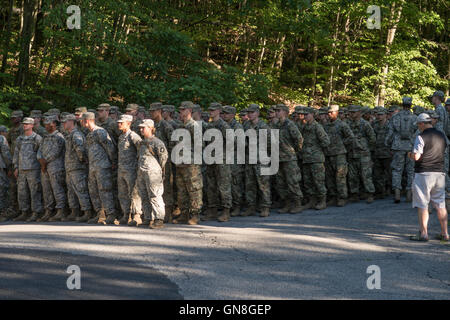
[276,161,303,202]
[201,164,208,209]
[445,147,450,197]
[303,162,327,197]
[325,154,348,199]
[348,155,375,194]
[206,164,232,209]
[117,169,139,215]
[231,164,244,207]
[391,151,414,190]
[66,169,92,211]
[41,169,67,210]
[137,168,165,221]
[0,169,8,211]
[163,160,174,207]
[176,164,203,212]
[88,167,116,216]
[8,175,18,210]
[245,164,271,208]
[373,157,391,194]
[17,169,43,213]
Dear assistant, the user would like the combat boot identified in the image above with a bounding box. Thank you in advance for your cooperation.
[217,208,230,222]
[62,208,81,222]
[259,207,270,217]
[5,208,19,221]
[87,210,101,224]
[77,210,93,223]
[271,201,282,209]
[230,206,241,217]
[26,212,42,222]
[314,196,327,210]
[337,198,347,207]
[301,197,316,210]
[37,209,54,222]
[289,200,303,214]
[13,210,29,222]
[49,208,66,222]
[394,189,401,203]
[0,209,11,222]
[118,212,129,225]
[105,214,117,225]
[172,210,189,224]
[201,207,218,221]
[348,194,359,203]
[164,206,173,223]
[278,204,292,214]
[150,219,164,229]
[172,206,181,219]
[366,194,374,204]
[128,213,142,226]
[405,190,412,203]
[327,197,337,207]
[240,205,256,217]
[187,210,200,225]
[359,192,368,200]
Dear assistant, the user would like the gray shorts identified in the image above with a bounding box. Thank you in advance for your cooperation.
[412,172,446,209]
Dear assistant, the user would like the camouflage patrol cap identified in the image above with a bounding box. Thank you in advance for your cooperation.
[81,112,96,120]
[43,115,58,125]
[138,106,146,113]
[126,103,139,112]
[431,90,445,99]
[376,108,387,115]
[11,110,24,118]
[388,105,401,112]
[208,102,222,111]
[348,105,361,112]
[294,106,305,114]
[445,98,450,106]
[30,110,43,118]
[21,117,35,125]
[192,104,202,113]
[149,102,163,111]
[247,104,260,112]
[202,111,209,117]
[299,107,314,114]
[426,110,439,119]
[48,108,60,115]
[97,103,111,111]
[138,119,155,128]
[223,106,236,114]
[74,107,88,115]
[61,112,70,117]
[0,125,7,132]
[179,101,195,110]
[162,105,175,112]
[402,97,412,106]
[275,104,289,112]
[109,106,119,114]
[61,114,77,122]
[117,114,133,123]
[267,105,276,113]
[361,106,370,114]
[328,104,339,112]
[239,108,248,116]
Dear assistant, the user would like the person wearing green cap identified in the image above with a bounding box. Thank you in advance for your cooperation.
[372,109,392,199]
[30,110,47,138]
[347,105,376,203]
[7,111,24,215]
[0,131,12,222]
[384,97,417,203]
[97,104,120,145]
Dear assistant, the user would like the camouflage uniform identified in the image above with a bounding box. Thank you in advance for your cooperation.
[37,129,67,212]
[97,117,120,145]
[384,109,416,191]
[86,125,118,219]
[226,116,245,210]
[347,112,376,196]
[137,135,168,222]
[0,135,12,212]
[65,127,92,212]
[372,115,392,196]
[433,101,450,197]
[13,132,43,214]
[7,121,23,211]
[323,116,355,201]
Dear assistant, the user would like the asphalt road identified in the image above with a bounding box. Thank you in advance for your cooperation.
[0,197,449,299]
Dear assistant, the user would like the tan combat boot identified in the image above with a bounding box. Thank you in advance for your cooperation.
[105,213,117,225]
[394,189,401,203]
[37,209,53,222]
[337,198,347,207]
[172,210,189,224]
[77,210,93,223]
[49,208,66,222]
[315,196,327,210]
[201,207,218,221]
[278,204,292,214]
[348,194,359,203]
[13,210,29,222]
[405,190,412,203]
[327,197,337,207]
[188,211,200,225]
[259,207,270,217]
[231,206,241,217]
[289,200,303,214]
[240,205,256,217]
[366,193,374,204]
[26,212,41,222]
[150,219,164,229]
[218,208,230,222]
[301,197,316,210]
[62,208,81,222]
[118,212,129,225]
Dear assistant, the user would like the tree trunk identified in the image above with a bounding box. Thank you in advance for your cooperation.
[1,0,14,74]
[15,0,36,87]
[327,8,341,105]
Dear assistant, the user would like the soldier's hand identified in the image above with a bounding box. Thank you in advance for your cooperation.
[14,169,18,179]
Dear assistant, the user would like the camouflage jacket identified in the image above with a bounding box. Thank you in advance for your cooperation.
[323,119,355,156]
[301,120,330,164]
[434,104,449,136]
[13,132,42,171]
[118,129,142,171]
[7,124,23,155]
[277,118,303,162]
[174,118,202,166]
[154,119,174,152]
[65,128,88,172]
[131,119,143,136]
[227,119,244,165]
[245,119,271,164]
[372,120,391,158]
[206,118,231,162]
[384,110,417,151]
[348,118,376,158]
[97,117,120,144]
[138,136,168,172]
[33,125,47,138]
[0,135,12,170]
[85,126,117,170]
[37,130,66,173]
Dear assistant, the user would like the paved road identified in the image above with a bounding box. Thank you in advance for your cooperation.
[0,197,449,299]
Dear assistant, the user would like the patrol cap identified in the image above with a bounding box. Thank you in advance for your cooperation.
[388,105,401,112]
[61,114,77,122]
[402,97,412,105]
[97,103,110,111]
[202,111,209,118]
[208,102,222,111]
[11,110,24,118]
[74,107,87,115]
[48,108,60,115]
[21,117,35,125]
[138,119,155,128]
[192,104,202,113]
[81,112,96,120]
[162,105,175,112]
[239,108,248,115]
[416,113,432,123]
[43,115,58,125]
[426,110,439,119]
[126,103,139,112]
[149,102,163,111]
[445,98,450,106]
[294,106,305,114]
[318,107,329,115]
[328,104,339,112]
[275,104,289,112]
[222,106,236,114]
[361,106,370,114]
[179,101,194,110]
[30,110,43,118]
[348,105,361,112]
[117,114,133,123]
[0,125,7,132]
[376,108,387,115]
[61,112,70,117]
[299,107,314,114]
[247,104,260,112]
[138,106,146,113]
[109,106,119,114]
[430,90,445,99]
